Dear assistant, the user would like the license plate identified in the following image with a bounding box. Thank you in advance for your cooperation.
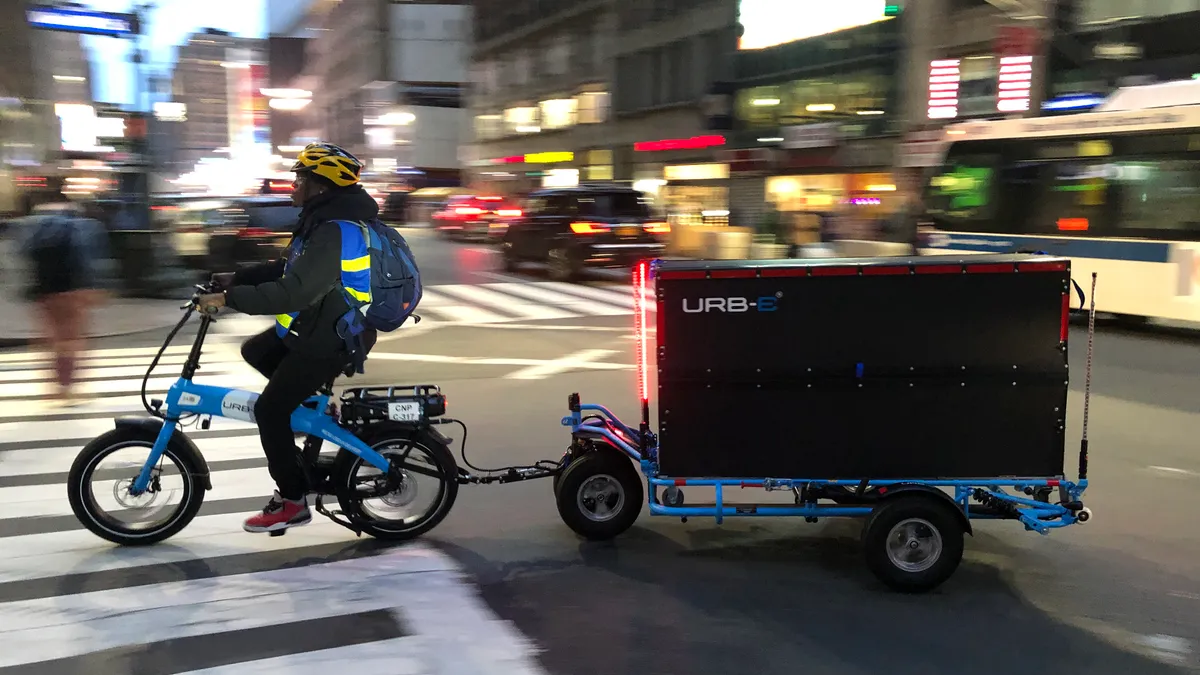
[387,400,422,422]
[616,226,638,236]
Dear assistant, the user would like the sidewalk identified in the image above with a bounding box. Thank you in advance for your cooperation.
[0,294,186,348]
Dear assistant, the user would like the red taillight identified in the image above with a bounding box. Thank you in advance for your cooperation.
[496,209,522,217]
[456,207,485,216]
[633,260,650,403]
[238,227,274,239]
[570,221,607,234]
[644,221,670,234]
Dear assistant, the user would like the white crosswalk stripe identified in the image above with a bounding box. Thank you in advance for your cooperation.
[209,280,649,337]
[0,295,573,672]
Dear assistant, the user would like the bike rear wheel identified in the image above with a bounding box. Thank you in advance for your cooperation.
[332,423,458,540]
[67,428,206,546]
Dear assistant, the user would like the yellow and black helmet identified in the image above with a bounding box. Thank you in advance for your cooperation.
[290,142,363,187]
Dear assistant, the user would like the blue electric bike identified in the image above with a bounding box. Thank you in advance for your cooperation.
[67,284,463,546]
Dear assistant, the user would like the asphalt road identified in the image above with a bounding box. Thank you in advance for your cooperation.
[2,230,1198,674]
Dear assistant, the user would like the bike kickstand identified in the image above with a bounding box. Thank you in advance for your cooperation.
[314,495,363,537]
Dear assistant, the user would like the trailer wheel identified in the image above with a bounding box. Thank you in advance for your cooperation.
[555,450,643,541]
[863,496,964,593]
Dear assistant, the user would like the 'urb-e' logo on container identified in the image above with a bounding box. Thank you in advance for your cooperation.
[682,296,779,313]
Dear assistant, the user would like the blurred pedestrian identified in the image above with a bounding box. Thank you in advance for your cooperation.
[881,169,928,255]
[17,192,113,405]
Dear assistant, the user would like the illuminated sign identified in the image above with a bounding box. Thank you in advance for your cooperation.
[664,164,730,181]
[635,135,726,152]
[524,152,574,164]
[1042,94,1103,111]
[927,59,961,119]
[996,56,1033,113]
[27,5,137,37]
[154,102,187,122]
[55,104,124,152]
[543,168,580,188]
[738,1,895,50]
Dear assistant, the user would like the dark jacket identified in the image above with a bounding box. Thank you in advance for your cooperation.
[226,185,380,357]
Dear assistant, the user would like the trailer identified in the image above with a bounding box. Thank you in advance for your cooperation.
[542,254,1095,592]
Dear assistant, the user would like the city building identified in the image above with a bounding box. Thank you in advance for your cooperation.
[467,0,618,194]
[467,0,737,226]
[1045,2,1200,110]
[726,4,905,242]
[290,0,472,187]
[170,29,268,171]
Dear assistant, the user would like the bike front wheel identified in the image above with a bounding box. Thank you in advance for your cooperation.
[67,428,206,546]
[332,423,459,541]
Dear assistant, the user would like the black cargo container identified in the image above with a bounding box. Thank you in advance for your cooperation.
[653,254,1071,480]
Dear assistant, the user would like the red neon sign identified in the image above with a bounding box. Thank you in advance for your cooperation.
[634,135,726,152]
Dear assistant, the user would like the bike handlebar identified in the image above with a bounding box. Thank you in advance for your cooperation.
[181,282,220,313]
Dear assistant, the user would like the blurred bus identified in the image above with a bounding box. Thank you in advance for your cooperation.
[921,79,1200,322]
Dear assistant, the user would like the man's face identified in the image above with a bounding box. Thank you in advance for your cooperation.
[291,172,316,207]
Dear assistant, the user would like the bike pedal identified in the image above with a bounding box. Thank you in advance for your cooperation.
[269,529,287,537]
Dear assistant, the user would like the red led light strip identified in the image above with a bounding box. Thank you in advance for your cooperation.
[1060,292,1070,342]
[633,261,650,403]
[657,261,1067,280]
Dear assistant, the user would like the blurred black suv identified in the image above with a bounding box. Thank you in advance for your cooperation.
[500,185,668,281]
[156,195,299,275]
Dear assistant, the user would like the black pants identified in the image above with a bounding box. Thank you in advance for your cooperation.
[240,329,359,500]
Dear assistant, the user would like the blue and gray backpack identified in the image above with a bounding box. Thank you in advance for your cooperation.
[333,218,423,373]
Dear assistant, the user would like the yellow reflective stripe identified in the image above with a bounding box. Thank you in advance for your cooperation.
[342,255,370,273]
[276,313,293,328]
[344,286,371,302]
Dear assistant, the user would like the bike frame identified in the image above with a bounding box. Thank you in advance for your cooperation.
[131,311,393,494]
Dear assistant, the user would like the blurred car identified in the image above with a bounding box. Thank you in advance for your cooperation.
[431,194,523,242]
[499,185,668,281]
[256,177,293,195]
[379,190,411,223]
[156,195,300,274]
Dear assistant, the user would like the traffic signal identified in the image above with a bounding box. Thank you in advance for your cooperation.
[884,3,902,16]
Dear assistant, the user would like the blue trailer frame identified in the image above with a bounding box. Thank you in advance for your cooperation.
[559,401,1089,534]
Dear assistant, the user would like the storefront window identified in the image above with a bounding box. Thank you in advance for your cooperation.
[659,186,729,227]
[539,98,577,129]
[736,70,889,129]
[474,114,502,141]
[577,91,610,124]
[586,165,614,180]
[766,172,898,243]
[503,106,540,134]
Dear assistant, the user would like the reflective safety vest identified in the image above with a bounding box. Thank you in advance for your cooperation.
[274,222,372,338]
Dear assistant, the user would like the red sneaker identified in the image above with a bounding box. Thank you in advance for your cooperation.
[242,491,312,533]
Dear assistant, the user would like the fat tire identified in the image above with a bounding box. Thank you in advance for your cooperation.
[333,424,459,541]
[547,246,579,282]
[501,240,520,272]
[862,495,964,593]
[67,428,206,546]
[555,449,643,541]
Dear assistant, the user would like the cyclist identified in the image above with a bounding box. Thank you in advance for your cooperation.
[197,142,380,534]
